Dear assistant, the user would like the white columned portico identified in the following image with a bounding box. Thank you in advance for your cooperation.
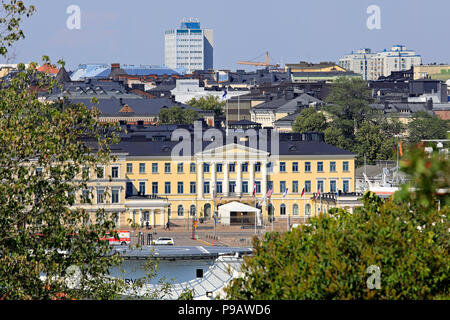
[151,209,156,228]
[249,160,255,190]
[236,161,242,196]
[223,161,229,196]
[197,161,203,199]
[210,161,216,197]
[262,161,268,195]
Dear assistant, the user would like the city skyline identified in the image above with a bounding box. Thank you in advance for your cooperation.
[2,0,449,71]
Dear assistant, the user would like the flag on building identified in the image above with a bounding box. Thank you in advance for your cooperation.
[315,188,321,200]
[300,185,306,197]
[253,181,257,197]
[222,89,228,100]
[283,187,289,198]
[398,141,403,157]
[266,188,273,199]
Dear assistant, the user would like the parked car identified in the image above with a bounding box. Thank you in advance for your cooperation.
[152,237,174,246]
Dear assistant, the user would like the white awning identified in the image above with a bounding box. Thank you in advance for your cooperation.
[218,201,262,226]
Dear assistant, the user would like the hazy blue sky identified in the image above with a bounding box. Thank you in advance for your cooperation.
[3,0,450,71]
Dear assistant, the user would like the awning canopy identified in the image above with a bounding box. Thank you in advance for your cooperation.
[218,201,262,226]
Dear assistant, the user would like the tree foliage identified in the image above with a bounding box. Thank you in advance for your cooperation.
[158,106,199,125]
[292,107,327,133]
[225,147,449,299]
[407,111,449,144]
[353,120,397,165]
[187,96,225,117]
[0,0,35,56]
[0,59,130,299]
[325,77,373,124]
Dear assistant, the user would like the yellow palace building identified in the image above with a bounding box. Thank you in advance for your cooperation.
[76,124,360,228]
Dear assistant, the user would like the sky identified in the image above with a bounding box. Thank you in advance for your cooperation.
[3,0,450,71]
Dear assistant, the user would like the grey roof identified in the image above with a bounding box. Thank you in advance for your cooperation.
[274,112,300,125]
[369,102,432,114]
[69,97,199,117]
[48,79,142,100]
[106,127,356,157]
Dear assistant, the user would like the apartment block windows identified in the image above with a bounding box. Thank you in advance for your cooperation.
[280,181,286,194]
[152,182,158,195]
[126,163,133,174]
[330,180,337,193]
[165,163,171,173]
[203,182,210,194]
[139,182,146,195]
[292,162,298,172]
[255,181,262,194]
[152,163,158,173]
[203,163,210,173]
[343,161,349,172]
[229,163,235,173]
[178,182,184,194]
[111,166,119,179]
[111,189,120,204]
[216,181,223,194]
[343,180,350,193]
[330,161,336,172]
[254,162,261,172]
[317,162,323,172]
[229,181,236,193]
[292,181,299,193]
[190,182,196,194]
[305,162,311,172]
[216,163,223,173]
[139,163,146,174]
[190,163,196,173]
[242,162,248,173]
[317,180,324,193]
[305,181,311,193]
[97,188,105,204]
[165,182,171,194]
[177,163,183,173]
[280,162,286,173]
[280,204,286,216]
[242,181,249,194]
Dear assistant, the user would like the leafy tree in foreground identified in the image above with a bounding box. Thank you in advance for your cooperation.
[0,60,130,299]
[224,147,449,299]
[0,0,35,56]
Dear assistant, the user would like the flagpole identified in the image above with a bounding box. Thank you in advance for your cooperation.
[254,184,256,235]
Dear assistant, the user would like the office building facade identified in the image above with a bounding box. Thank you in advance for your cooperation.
[339,45,422,81]
[165,18,214,74]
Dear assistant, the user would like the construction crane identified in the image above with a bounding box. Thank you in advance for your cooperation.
[237,51,280,68]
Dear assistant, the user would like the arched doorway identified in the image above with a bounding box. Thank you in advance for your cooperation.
[203,203,211,219]
[305,204,311,216]
[293,204,299,216]
[190,205,196,217]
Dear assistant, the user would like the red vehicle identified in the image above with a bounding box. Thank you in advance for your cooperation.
[100,230,131,246]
